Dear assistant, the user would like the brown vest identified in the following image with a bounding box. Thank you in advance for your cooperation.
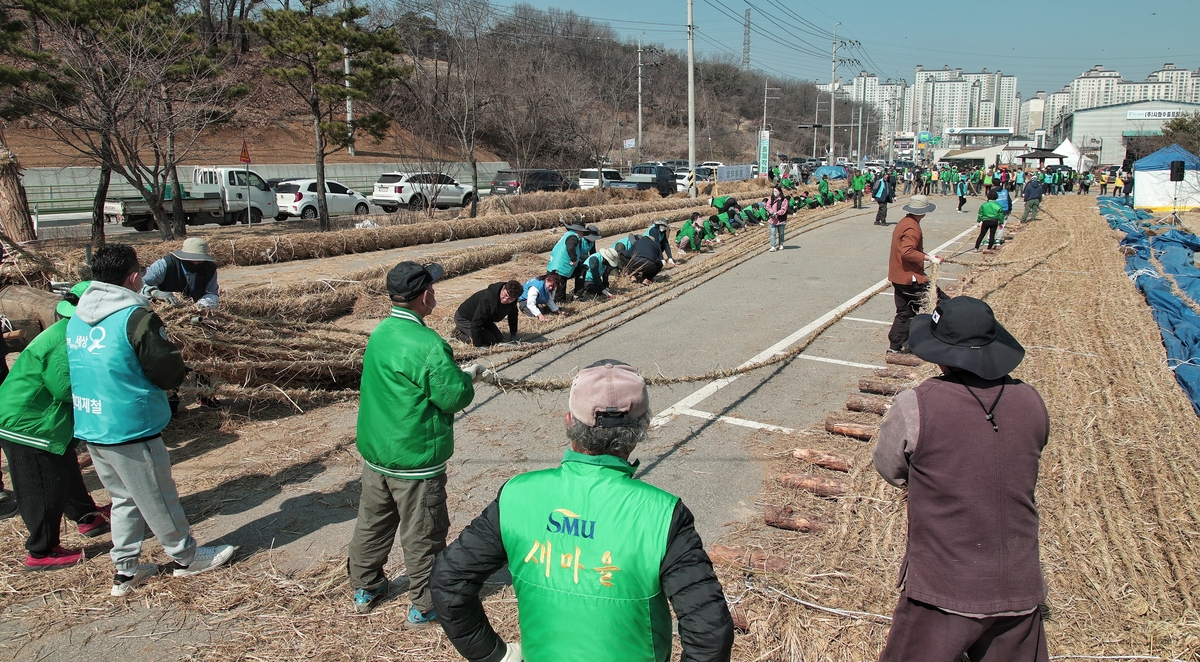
[902,374,1049,614]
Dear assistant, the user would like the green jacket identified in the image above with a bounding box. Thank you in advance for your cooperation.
[978,200,1005,222]
[675,220,702,246]
[818,180,829,195]
[0,319,74,454]
[851,174,866,191]
[499,450,678,662]
[715,211,736,233]
[356,307,474,479]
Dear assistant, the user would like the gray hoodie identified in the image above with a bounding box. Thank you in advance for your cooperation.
[75,281,187,391]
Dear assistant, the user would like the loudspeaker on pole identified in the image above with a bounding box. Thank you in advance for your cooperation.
[1170,160,1186,182]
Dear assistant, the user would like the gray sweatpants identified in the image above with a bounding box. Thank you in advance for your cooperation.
[88,438,196,573]
[348,467,449,612]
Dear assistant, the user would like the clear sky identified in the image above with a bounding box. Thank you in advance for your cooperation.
[494,0,1200,97]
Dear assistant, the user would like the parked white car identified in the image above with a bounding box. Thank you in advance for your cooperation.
[369,172,476,212]
[700,161,725,168]
[579,168,623,190]
[274,179,370,221]
[674,167,714,192]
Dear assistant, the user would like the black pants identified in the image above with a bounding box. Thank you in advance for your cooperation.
[880,590,1048,662]
[889,282,948,351]
[975,221,999,249]
[0,440,98,555]
[853,190,863,208]
[582,271,610,296]
[958,196,967,211]
[875,201,888,224]
[452,316,503,347]
[626,256,662,282]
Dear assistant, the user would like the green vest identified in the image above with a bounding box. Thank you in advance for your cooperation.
[499,450,678,662]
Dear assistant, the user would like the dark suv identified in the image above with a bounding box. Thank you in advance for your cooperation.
[490,169,569,195]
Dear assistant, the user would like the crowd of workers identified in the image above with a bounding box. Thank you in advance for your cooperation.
[0,167,1052,661]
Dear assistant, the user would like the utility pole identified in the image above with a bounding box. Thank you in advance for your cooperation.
[857,106,863,164]
[741,9,751,69]
[829,22,840,162]
[812,99,826,159]
[687,0,696,197]
[637,33,644,163]
[343,0,354,156]
[761,78,779,137]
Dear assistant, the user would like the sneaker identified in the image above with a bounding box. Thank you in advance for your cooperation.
[78,504,112,538]
[405,605,439,629]
[353,583,389,614]
[0,499,16,520]
[886,348,912,355]
[24,546,83,571]
[170,544,235,577]
[111,563,158,596]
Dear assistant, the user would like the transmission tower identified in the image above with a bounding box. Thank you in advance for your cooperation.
[741,9,751,68]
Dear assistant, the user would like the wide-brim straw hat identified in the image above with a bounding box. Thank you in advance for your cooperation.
[902,195,936,215]
[170,237,216,262]
[908,296,1025,380]
[565,223,588,234]
[599,247,621,267]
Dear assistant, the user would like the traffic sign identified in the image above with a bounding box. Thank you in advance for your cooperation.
[239,140,251,164]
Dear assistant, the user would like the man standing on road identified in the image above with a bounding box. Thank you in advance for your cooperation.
[1020,177,1045,223]
[350,261,484,624]
[141,237,220,310]
[873,173,894,226]
[874,296,1050,662]
[66,244,234,596]
[851,169,867,209]
[431,359,735,662]
[887,195,943,354]
[453,280,522,347]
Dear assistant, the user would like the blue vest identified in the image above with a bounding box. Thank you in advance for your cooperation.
[66,306,171,444]
[547,232,581,277]
[518,278,551,305]
[584,254,608,283]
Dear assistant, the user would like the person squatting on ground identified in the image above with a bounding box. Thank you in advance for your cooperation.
[141,237,221,310]
[431,359,735,662]
[66,244,234,597]
[1021,177,1045,223]
[0,281,112,571]
[546,224,597,302]
[975,191,1005,251]
[676,213,707,254]
[874,174,894,226]
[624,232,669,285]
[766,186,788,252]
[517,273,566,323]
[580,247,624,299]
[874,296,1050,662]
[643,220,677,269]
[350,261,487,626]
[887,196,945,353]
[453,280,522,347]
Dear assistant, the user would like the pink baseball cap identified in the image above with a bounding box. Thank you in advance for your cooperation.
[569,360,649,427]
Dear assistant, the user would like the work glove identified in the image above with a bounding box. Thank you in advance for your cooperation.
[928,254,943,265]
[499,642,523,662]
[462,364,487,383]
[148,288,180,305]
[666,258,676,268]
[601,288,614,299]
[195,299,218,311]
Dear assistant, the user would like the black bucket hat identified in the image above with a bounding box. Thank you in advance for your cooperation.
[908,296,1024,380]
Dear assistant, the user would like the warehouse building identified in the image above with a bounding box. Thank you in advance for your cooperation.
[1051,100,1200,166]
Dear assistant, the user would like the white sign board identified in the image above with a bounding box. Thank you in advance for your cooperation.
[716,164,754,183]
[623,138,636,149]
[757,131,770,178]
[1127,109,1188,120]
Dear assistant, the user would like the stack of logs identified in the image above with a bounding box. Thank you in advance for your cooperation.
[710,352,926,599]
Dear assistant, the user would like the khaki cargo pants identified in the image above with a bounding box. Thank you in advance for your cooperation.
[347,467,450,613]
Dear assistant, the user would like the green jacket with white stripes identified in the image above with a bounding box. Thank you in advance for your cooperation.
[0,318,74,454]
[356,306,475,480]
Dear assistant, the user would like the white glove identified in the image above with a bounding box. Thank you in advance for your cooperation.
[667,258,676,267]
[462,364,486,383]
[928,254,943,265]
[195,299,218,311]
[149,288,180,305]
[601,288,613,299]
[500,642,523,662]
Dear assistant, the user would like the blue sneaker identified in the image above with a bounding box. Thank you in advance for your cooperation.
[353,583,389,614]
[405,605,438,629]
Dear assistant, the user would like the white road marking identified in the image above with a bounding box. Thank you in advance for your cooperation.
[651,222,980,429]
[677,409,796,434]
[844,316,891,326]
[796,355,884,369]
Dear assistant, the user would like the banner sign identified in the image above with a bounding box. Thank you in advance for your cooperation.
[717,164,754,183]
[623,138,636,149]
[1127,109,1188,120]
[757,131,770,178]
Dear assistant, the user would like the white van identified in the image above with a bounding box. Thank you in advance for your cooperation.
[579,168,623,190]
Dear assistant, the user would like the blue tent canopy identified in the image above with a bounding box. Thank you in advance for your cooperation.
[811,165,847,180]
[1134,143,1200,172]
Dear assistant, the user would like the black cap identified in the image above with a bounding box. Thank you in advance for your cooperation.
[386,262,444,301]
[908,296,1025,380]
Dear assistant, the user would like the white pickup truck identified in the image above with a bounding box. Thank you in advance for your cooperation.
[103,166,279,232]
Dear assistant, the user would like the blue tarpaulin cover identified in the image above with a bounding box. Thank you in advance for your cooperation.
[811,165,847,181]
[1101,196,1200,414]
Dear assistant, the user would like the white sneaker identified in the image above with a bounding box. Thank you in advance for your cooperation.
[111,563,159,596]
[173,544,235,577]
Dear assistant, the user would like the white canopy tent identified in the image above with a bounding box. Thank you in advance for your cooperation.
[1132,144,1200,213]
[1053,139,1093,173]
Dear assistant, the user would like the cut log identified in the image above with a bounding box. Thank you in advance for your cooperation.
[730,605,750,632]
[792,447,853,472]
[846,393,891,416]
[708,543,789,573]
[1,318,41,352]
[884,352,923,367]
[873,367,918,380]
[859,379,906,396]
[2,328,24,341]
[825,417,879,440]
[779,473,850,497]
[764,505,827,532]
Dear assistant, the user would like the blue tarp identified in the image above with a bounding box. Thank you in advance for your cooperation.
[811,165,847,181]
[1133,143,1200,172]
[1107,196,1200,414]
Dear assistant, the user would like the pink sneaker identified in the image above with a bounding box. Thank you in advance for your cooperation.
[25,546,84,571]
[77,504,112,538]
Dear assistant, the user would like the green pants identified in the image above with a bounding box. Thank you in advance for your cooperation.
[1020,198,1041,223]
[348,467,450,612]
